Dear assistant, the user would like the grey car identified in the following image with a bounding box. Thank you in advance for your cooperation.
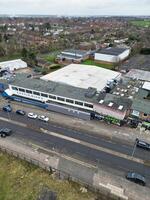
[136,138,150,150]
[126,172,146,186]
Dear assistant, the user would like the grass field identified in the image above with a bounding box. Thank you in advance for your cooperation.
[0,54,21,62]
[82,59,115,70]
[130,20,150,27]
[0,152,97,200]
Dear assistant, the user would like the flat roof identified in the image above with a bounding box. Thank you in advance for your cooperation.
[41,64,121,92]
[61,49,89,56]
[97,47,127,56]
[99,93,132,112]
[125,69,150,82]
[142,82,150,91]
[3,73,100,103]
[0,59,27,69]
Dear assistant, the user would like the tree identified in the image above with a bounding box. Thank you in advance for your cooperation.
[21,47,28,58]
[0,45,6,56]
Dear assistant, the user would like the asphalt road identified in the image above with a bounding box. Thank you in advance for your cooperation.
[0,110,150,186]
[0,110,150,161]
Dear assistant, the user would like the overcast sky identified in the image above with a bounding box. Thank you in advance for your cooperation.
[0,0,150,16]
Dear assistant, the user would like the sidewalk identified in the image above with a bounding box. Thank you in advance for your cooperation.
[0,96,150,144]
[0,137,150,200]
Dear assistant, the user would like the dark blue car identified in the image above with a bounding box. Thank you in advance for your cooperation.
[3,105,12,112]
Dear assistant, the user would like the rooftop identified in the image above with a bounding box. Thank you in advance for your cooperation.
[125,69,150,82]
[41,64,121,92]
[0,59,27,69]
[61,49,89,56]
[142,82,150,91]
[97,47,128,56]
[2,73,100,103]
[131,98,150,114]
[99,93,132,112]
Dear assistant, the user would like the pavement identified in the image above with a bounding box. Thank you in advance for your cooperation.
[0,137,150,200]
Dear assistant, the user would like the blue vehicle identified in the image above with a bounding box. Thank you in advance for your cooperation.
[16,110,26,116]
[3,105,12,112]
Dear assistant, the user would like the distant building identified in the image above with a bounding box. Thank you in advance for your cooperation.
[125,69,150,82]
[94,47,130,64]
[57,49,90,63]
[0,59,27,72]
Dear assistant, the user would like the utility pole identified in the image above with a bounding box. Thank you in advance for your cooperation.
[131,138,138,158]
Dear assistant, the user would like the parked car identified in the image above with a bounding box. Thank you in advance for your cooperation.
[136,138,150,150]
[0,128,12,138]
[16,110,26,116]
[126,172,146,186]
[3,105,12,112]
[27,113,37,119]
[129,119,139,128]
[38,115,49,122]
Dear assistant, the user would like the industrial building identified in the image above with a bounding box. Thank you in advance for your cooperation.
[41,64,121,91]
[125,69,150,82]
[57,49,90,63]
[94,47,130,64]
[1,64,122,120]
[131,81,150,121]
[0,59,27,72]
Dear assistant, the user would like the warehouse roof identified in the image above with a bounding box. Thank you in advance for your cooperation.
[0,59,27,71]
[125,69,150,82]
[5,73,100,103]
[61,49,89,56]
[142,81,150,91]
[97,47,128,56]
[131,99,150,114]
[41,64,121,92]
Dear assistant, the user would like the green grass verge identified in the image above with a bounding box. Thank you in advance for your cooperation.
[82,59,115,70]
[0,152,96,200]
[130,20,150,27]
[0,54,21,62]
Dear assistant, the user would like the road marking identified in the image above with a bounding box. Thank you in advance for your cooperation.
[0,116,148,166]
[40,128,147,166]
[0,117,27,127]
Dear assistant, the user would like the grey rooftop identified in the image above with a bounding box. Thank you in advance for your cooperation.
[97,47,128,56]
[6,73,99,103]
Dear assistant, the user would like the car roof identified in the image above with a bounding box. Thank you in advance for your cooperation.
[128,172,145,182]
[138,140,150,146]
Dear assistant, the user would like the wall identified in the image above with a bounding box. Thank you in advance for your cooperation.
[118,49,130,61]
[46,102,91,120]
[8,85,94,112]
[94,53,118,63]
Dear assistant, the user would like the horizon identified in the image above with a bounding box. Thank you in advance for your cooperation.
[0,0,150,16]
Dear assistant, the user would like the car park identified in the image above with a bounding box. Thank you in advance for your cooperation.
[126,172,146,186]
[136,138,150,150]
[27,113,37,119]
[3,105,12,112]
[16,110,26,116]
[0,128,12,138]
[38,115,49,122]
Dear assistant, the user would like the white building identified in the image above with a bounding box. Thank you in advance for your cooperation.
[94,47,130,64]
[41,64,121,92]
[0,59,27,72]
[1,64,123,120]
